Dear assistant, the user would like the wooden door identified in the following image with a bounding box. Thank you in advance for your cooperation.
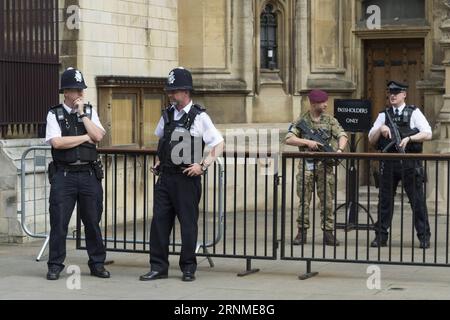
[142,93,165,148]
[365,38,425,148]
[363,38,425,185]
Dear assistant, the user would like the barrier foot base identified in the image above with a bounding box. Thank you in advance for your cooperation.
[298,260,318,280]
[36,235,50,262]
[237,259,260,277]
[196,245,215,268]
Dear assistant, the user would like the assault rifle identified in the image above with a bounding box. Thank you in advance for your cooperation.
[296,119,335,152]
[382,111,405,153]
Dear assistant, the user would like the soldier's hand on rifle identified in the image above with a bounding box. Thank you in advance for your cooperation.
[399,137,411,149]
[307,140,323,151]
[380,125,391,139]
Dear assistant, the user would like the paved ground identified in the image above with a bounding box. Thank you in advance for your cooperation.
[1,239,450,301]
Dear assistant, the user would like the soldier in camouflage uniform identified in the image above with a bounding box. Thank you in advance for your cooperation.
[285,90,348,246]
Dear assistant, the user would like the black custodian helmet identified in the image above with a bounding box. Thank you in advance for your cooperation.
[59,67,88,93]
[165,67,193,91]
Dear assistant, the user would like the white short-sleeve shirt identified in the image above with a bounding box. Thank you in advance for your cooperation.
[154,101,224,149]
[369,104,432,139]
[45,103,105,145]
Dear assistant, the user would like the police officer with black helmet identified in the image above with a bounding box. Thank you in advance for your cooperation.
[369,80,432,249]
[45,67,110,280]
[139,67,224,282]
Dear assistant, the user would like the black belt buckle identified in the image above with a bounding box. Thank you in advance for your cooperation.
[161,166,187,175]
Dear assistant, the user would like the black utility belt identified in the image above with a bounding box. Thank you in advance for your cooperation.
[160,166,189,174]
[56,162,93,172]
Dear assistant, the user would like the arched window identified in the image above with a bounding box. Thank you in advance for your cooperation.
[260,4,278,70]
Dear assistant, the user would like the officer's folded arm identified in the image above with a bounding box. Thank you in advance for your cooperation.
[81,118,105,143]
[50,134,93,150]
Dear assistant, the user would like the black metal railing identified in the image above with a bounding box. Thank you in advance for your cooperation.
[22,146,450,277]
[75,149,279,273]
[281,152,450,278]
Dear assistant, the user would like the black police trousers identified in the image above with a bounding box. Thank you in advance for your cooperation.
[150,172,202,273]
[48,167,106,269]
[375,160,431,241]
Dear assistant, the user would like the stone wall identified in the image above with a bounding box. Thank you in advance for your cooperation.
[59,0,178,108]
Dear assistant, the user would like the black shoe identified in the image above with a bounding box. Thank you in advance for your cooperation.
[182,272,196,282]
[419,239,430,249]
[90,265,110,278]
[46,266,63,281]
[370,235,388,248]
[139,270,168,281]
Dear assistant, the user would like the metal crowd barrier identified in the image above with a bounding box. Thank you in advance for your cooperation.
[20,147,227,264]
[20,147,279,274]
[76,149,279,275]
[20,146,53,260]
[21,147,450,279]
[281,151,450,279]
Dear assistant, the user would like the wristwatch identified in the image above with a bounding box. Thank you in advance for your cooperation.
[78,113,87,119]
[201,162,208,172]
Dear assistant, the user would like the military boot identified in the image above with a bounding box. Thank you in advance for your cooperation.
[323,231,340,246]
[292,228,307,245]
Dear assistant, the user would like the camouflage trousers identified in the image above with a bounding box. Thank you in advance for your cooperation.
[296,162,335,231]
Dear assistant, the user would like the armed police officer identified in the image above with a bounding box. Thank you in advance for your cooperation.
[139,67,224,282]
[285,90,348,246]
[369,81,432,249]
[45,68,110,280]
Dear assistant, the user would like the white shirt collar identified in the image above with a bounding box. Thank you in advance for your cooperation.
[392,103,406,114]
[171,101,193,114]
[63,103,77,114]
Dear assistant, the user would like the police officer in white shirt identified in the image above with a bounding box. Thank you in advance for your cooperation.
[45,68,110,280]
[368,81,432,249]
[140,67,224,282]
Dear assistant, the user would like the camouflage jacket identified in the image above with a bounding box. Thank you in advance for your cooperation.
[285,111,347,152]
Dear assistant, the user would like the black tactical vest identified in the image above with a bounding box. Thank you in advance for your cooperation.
[157,104,205,169]
[378,105,422,153]
[49,104,98,164]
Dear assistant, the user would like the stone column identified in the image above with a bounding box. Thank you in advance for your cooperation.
[437,1,450,153]
[427,1,450,214]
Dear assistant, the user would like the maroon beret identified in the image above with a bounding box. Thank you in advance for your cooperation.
[308,90,328,103]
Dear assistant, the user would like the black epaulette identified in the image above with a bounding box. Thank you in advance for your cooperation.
[184,104,206,130]
[49,104,63,111]
[49,104,65,122]
[380,105,417,113]
[193,104,206,112]
[83,104,93,119]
